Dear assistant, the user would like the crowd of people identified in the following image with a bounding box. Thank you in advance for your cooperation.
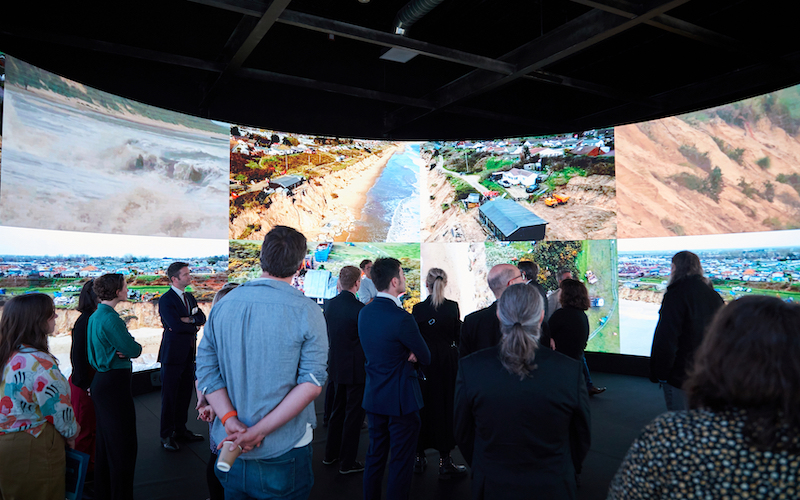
[0,229,798,500]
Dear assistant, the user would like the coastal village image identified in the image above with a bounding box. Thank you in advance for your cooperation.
[617,230,800,356]
[421,129,615,243]
[617,83,800,238]
[420,239,619,353]
[0,226,229,376]
[229,126,421,243]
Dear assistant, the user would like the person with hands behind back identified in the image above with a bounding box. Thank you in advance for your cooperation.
[196,226,328,500]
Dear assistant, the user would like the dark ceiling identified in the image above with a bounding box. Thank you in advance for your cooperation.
[2,0,799,140]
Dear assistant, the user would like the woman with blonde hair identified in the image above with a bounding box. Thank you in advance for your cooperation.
[455,283,590,499]
[411,268,467,478]
[0,293,79,499]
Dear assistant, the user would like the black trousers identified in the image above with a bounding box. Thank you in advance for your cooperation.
[324,382,366,468]
[363,411,421,500]
[91,368,137,500]
[160,356,194,438]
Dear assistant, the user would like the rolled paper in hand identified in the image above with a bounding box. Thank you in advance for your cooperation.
[217,441,243,472]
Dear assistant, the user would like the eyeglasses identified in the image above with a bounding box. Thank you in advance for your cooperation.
[507,273,524,287]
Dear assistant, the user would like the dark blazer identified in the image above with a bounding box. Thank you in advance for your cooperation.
[460,301,552,357]
[455,346,591,500]
[324,290,366,385]
[650,275,723,388]
[158,287,206,364]
[548,307,589,361]
[359,296,431,416]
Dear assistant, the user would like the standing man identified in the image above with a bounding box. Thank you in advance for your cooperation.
[358,259,378,305]
[459,264,524,358]
[360,258,431,500]
[196,226,328,499]
[518,260,549,320]
[323,266,367,474]
[158,261,206,451]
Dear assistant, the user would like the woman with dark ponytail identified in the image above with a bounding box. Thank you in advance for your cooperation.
[454,283,591,500]
[411,268,467,478]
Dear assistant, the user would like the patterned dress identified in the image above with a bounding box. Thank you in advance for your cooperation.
[608,409,799,499]
[0,345,77,439]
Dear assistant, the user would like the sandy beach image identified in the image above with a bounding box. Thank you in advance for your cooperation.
[617,84,800,238]
[420,243,491,319]
[0,56,230,239]
[229,128,421,243]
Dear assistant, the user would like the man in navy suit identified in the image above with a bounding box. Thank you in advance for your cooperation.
[158,261,207,451]
[359,258,431,500]
[323,266,367,474]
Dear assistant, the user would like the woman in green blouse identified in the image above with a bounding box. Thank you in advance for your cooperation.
[88,273,142,500]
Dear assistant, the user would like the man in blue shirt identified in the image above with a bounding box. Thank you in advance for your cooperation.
[196,226,328,500]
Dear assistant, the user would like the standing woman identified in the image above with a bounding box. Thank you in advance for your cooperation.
[547,278,590,362]
[454,284,590,500]
[0,293,79,500]
[650,250,723,410]
[411,268,467,478]
[88,274,142,500]
[69,280,98,473]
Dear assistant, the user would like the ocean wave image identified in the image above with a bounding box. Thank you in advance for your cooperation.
[0,61,229,239]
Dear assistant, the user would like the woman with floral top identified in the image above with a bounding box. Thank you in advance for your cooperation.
[609,295,800,499]
[0,293,79,500]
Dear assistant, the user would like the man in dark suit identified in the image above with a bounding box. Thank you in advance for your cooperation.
[518,260,549,320]
[158,261,206,451]
[323,266,367,474]
[359,257,431,500]
[459,264,524,358]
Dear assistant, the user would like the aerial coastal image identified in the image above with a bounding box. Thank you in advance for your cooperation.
[0,226,229,375]
[616,83,800,238]
[0,56,230,239]
[618,229,800,356]
[229,125,421,243]
[420,128,615,243]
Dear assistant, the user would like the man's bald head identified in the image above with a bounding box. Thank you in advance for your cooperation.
[487,264,523,299]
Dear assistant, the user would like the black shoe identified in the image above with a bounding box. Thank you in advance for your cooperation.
[438,457,467,480]
[339,461,365,475]
[161,436,180,452]
[322,457,338,465]
[174,430,204,442]
[413,455,427,474]
[588,385,607,396]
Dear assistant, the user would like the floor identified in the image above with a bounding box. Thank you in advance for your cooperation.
[129,371,667,500]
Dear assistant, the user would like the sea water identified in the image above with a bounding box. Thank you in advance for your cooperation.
[0,89,229,239]
[352,143,421,242]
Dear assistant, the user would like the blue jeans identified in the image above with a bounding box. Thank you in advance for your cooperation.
[215,444,313,500]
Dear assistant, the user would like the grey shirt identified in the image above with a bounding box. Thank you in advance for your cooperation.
[196,278,328,460]
[358,277,378,304]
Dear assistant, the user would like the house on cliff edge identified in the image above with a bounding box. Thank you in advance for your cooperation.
[479,199,548,241]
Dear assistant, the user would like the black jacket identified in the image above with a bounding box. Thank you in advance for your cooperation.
[324,290,366,385]
[548,307,589,362]
[157,288,206,364]
[455,346,591,500]
[650,275,723,388]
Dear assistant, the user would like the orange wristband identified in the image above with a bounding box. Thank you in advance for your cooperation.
[220,410,238,425]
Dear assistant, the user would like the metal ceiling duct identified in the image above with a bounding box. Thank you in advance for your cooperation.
[393,0,445,35]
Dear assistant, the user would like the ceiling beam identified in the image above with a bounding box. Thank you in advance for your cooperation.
[523,70,663,110]
[0,29,224,73]
[200,0,292,107]
[569,0,745,51]
[383,0,691,134]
